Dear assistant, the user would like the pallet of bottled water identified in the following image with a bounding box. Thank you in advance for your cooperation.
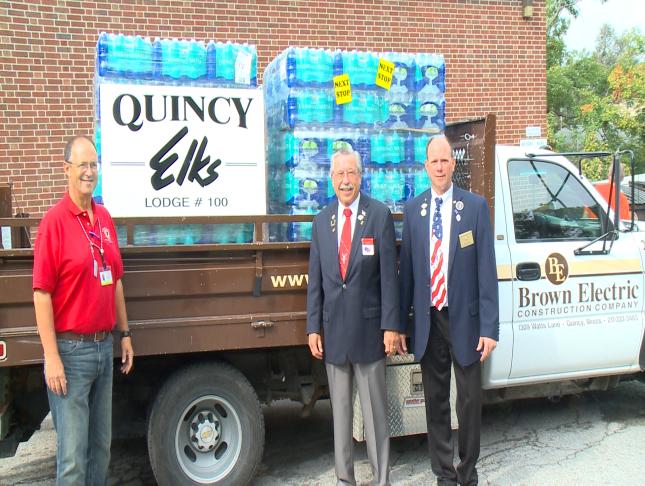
[96,32,257,86]
[264,48,445,131]
[264,47,445,241]
[94,33,257,246]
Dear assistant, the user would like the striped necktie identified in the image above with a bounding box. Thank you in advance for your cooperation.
[430,197,447,310]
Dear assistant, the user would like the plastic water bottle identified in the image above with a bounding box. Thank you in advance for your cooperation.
[233,43,256,86]
[285,48,297,87]
[415,134,430,164]
[160,39,177,79]
[311,48,332,85]
[311,90,332,123]
[333,50,344,77]
[403,168,415,201]
[106,33,125,76]
[383,52,416,95]
[384,92,414,129]
[414,168,430,194]
[416,53,446,97]
[316,167,331,207]
[371,169,386,203]
[135,36,153,79]
[95,125,102,157]
[361,167,372,196]
[384,132,403,165]
[216,42,235,83]
[299,90,314,124]
[186,40,206,80]
[383,169,396,210]
[152,38,163,78]
[404,132,415,165]
[97,32,108,76]
[206,41,217,79]
[299,135,329,166]
[353,51,378,87]
[285,169,299,207]
[357,130,371,166]
[416,98,446,133]
[247,45,258,87]
[283,133,297,168]
[370,132,386,166]
[285,94,298,129]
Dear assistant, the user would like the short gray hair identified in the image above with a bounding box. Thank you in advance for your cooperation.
[329,148,363,177]
[64,135,96,162]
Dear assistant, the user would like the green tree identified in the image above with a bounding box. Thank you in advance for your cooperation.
[546,0,644,178]
[546,0,579,68]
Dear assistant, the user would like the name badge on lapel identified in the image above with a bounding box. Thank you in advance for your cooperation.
[459,231,475,248]
[361,237,375,256]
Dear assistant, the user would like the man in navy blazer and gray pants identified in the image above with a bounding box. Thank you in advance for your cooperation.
[400,136,499,486]
[307,148,403,486]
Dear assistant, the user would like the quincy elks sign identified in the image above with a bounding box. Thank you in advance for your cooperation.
[98,83,267,216]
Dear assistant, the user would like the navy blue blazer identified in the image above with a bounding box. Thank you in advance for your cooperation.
[306,194,402,365]
[399,186,499,367]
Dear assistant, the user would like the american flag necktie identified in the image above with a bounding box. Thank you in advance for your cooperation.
[430,197,447,310]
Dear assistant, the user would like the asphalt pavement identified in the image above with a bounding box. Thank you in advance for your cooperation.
[1,379,644,485]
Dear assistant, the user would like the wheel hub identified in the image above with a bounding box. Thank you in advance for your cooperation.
[190,411,220,451]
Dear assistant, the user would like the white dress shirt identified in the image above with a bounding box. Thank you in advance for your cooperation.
[337,194,361,249]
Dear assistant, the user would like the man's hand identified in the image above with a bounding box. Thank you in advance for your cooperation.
[120,337,134,374]
[476,336,497,362]
[396,333,408,355]
[45,354,67,396]
[384,331,401,356]
[308,333,323,359]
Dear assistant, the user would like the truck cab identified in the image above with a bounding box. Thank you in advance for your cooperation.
[487,145,645,391]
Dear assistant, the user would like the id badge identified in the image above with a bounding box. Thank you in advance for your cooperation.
[99,266,113,286]
[361,237,375,256]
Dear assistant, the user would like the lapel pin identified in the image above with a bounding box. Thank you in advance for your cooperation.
[455,201,464,211]
[456,214,461,222]
[331,214,336,232]
[421,201,428,217]
[358,210,366,225]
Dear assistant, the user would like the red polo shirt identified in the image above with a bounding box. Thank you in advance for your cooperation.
[33,193,124,333]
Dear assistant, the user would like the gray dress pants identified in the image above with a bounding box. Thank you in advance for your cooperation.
[326,359,390,486]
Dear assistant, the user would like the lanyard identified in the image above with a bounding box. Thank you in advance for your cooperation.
[76,215,107,270]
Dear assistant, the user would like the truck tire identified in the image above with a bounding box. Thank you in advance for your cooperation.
[147,362,264,485]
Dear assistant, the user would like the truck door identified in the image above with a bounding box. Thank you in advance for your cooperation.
[504,157,644,382]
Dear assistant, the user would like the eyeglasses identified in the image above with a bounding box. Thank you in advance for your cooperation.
[65,161,99,171]
[332,169,360,178]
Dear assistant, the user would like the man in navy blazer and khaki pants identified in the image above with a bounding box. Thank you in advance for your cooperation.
[400,136,499,486]
[307,148,403,486]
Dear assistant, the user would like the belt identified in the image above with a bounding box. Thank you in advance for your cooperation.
[56,331,110,342]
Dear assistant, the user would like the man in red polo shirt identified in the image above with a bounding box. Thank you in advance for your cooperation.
[33,135,134,485]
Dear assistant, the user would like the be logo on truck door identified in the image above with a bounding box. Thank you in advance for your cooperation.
[545,253,568,285]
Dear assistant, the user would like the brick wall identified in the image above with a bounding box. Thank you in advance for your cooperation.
[0,0,546,217]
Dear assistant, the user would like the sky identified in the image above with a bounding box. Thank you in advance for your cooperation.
[564,0,644,52]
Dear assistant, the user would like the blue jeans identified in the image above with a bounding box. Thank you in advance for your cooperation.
[47,334,113,486]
